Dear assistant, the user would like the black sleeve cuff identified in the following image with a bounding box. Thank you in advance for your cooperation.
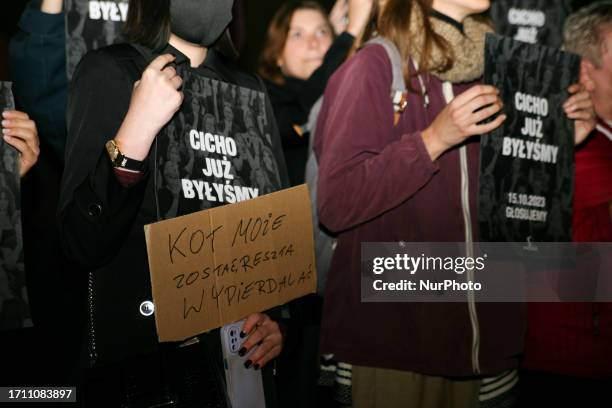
[74,148,149,225]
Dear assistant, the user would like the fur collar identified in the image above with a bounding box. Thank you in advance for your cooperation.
[410,9,493,83]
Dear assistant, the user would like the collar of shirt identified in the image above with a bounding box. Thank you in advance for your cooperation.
[596,117,612,142]
[135,43,227,79]
[161,43,214,75]
[162,43,191,66]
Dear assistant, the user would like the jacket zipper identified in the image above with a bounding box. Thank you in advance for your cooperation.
[87,271,98,367]
[442,81,481,374]
[460,144,482,374]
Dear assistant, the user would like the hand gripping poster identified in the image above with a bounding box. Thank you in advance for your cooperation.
[0,83,31,331]
[65,0,128,78]
[479,34,580,243]
[154,68,287,221]
[490,0,572,47]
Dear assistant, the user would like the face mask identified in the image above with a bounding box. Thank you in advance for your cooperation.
[170,0,234,47]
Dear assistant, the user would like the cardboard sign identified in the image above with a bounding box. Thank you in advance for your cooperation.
[490,0,572,47]
[144,185,316,342]
[65,0,128,78]
[0,82,31,331]
[479,34,580,243]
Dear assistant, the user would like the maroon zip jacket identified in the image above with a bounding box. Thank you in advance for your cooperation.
[314,44,524,377]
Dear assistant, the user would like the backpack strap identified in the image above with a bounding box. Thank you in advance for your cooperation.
[364,37,408,118]
[365,37,431,124]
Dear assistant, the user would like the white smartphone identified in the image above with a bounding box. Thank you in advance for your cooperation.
[220,320,266,408]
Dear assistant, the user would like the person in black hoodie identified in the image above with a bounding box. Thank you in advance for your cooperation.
[259,0,373,186]
[58,0,289,406]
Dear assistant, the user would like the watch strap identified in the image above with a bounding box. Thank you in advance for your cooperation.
[105,139,145,172]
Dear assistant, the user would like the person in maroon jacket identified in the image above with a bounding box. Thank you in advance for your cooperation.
[521,2,612,405]
[314,0,595,407]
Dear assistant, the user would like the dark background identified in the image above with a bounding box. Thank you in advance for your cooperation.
[0,0,603,393]
[0,0,337,81]
[0,0,599,81]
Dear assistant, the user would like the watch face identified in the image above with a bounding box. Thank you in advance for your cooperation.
[106,140,120,162]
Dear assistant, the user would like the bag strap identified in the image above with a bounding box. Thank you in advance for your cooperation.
[364,37,408,119]
[364,37,431,124]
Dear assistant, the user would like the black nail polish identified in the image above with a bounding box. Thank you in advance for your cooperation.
[244,360,252,369]
[253,364,260,370]
[238,347,247,357]
[240,331,247,338]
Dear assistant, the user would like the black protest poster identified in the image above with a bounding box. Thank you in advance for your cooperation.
[0,83,31,331]
[490,0,572,47]
[155,71,285,221]
[65,0,128,78]
[479,34,579,243]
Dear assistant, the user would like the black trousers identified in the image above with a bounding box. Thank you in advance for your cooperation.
[82,341,228,408]
[519,369,612,407]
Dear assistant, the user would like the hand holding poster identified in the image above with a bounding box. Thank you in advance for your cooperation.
[144,185,316,342]
[139,44,294,341]
[148,62,287,220]
[0,83,31,331]
[490,0,572,47]
[479,34,580,243]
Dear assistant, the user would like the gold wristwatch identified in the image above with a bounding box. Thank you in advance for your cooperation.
[105,139,145,171]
